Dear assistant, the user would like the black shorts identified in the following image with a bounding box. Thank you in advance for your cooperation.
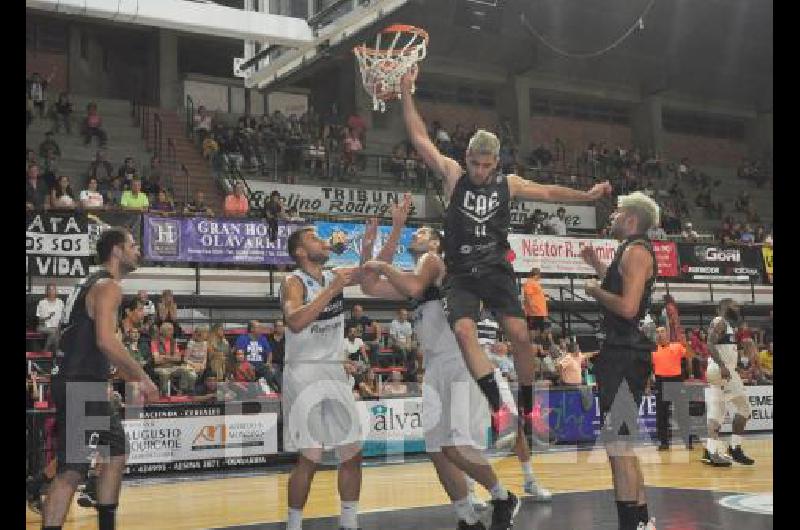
[593,346,652,440]
[526,316,549,332]
[52,377,129,477]
[442,263,525,327]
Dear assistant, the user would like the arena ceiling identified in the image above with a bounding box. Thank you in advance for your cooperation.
[284,0,772,111]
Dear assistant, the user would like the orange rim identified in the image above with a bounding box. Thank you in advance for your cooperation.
[352,24,428,57]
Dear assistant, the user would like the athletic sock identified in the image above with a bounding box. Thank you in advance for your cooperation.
[287,507,303,530]
[489,482,509,501]
[518,384,533,415]
[521,461,534,482]
[477,373,502,412]
[706,437,717,453]
[340,501,359,529]
[731,434,742,449]
[96,504,117,530]
[453,496,479,525]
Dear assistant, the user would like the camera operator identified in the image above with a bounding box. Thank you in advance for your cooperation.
[542,207,568,236]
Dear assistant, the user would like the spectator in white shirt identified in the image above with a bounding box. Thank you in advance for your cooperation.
[681,221,699,242]
[389,309,416,368]
[344,326,369,374]
[490,342,516,382]
[544,207,568,236]
[35,283,64,353]
[79,176,105,209]
[137,290,157,328]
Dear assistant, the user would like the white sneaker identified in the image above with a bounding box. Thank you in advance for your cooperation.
[636,517,657,529]
[469,493,488,512]
[523,480,552,501]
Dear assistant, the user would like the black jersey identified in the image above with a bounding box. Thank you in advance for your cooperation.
[599,235,658,351]
[443,172,512,274]
[57,270,115,381]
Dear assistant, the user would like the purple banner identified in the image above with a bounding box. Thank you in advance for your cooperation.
[142,215,302,264]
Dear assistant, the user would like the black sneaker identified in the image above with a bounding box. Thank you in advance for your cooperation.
[701,449,732,467]
[489,491,520,530]
[76,475,98,508]
[657,443,669,451]
[728,446,755,465]
[458,521,487,530]
[26,476,45,514]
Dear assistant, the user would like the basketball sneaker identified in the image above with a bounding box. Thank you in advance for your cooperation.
[636,518,657,529]
[470,493,489,512]
[727,445,755,465]
[457,521,487,530]
[489,491,520,530]
[523,480,552,501]
[76,474,98,508]
[701,448,732,467]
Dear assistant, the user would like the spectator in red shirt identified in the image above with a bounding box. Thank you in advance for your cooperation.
[346,110,367,146]
[82,102,108,148]
[736,321,754,344]
[223,182,250,217]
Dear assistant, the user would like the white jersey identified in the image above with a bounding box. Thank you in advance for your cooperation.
[710,317,739,369]
[281,270,345,364]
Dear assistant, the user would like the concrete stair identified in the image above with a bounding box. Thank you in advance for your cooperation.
[145,108,225,211]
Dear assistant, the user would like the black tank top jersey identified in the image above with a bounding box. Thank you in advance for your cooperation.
[600,235,658,350]
[57,270,115,381]
[443,172,512,274]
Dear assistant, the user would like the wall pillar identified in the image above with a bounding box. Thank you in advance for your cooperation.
[158,29,179,110]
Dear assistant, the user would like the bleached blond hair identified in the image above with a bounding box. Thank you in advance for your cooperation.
[467,129,500,157]
[617,191,660,232]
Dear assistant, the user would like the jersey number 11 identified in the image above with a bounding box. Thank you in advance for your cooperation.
[475,224,487,237]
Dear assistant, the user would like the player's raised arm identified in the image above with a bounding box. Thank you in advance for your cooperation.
[399,66,462,196]
[363,255,442,300]
[507,174,613,203]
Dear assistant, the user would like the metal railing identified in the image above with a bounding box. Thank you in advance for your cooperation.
[185,94,195,139]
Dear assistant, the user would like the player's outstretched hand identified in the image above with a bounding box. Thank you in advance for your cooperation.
[580,243,600,266]
[390,193,412,227]
[332,267,361,290]
[720,365,732,381]
[400,64,419,94]
[587,180,613,200]
[361,217,379,261]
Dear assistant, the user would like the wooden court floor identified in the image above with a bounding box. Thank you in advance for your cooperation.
[26,437,772,529]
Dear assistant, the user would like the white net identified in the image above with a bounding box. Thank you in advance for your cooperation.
[353,25,428,113]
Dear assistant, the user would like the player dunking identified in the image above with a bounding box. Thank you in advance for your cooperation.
[359,205,521,530]
[580,192,660,530]
[702,299,756,467]
[280,228,363,530]
[41,227,160,530]
[399,65,612,445]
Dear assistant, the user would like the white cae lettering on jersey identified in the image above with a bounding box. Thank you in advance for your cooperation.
[459,190,500,224]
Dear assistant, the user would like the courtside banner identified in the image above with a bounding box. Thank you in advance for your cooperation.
[245,182,427,219]
[358,398,426,457]
[509,201,597,230]
[121,406,279,474]
[677,243,764,283]
[719,385,772,433]
[314,221,417,270]
[761,246,773,284]
[26,211,91,278]
[142,215,302,264]
[507,235,618,274]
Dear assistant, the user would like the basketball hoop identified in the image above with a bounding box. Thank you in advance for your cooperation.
[353,24,429,113]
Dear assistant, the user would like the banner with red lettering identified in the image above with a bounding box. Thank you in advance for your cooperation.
[652,241,679,278]
[507,235,618,275]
